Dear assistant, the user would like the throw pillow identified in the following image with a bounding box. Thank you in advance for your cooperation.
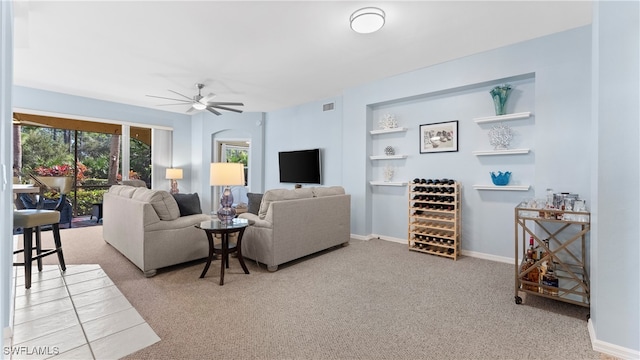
[247,193,263,215]
[172,193,202,216]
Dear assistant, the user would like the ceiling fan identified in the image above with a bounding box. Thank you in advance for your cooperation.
[146,83,244,115]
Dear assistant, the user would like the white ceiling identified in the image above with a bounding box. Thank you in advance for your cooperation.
[13,1,592,114]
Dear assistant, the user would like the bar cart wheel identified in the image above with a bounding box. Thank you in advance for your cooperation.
[515,296,522,304]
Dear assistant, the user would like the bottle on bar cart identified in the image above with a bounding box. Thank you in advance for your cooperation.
[522,236,539,292]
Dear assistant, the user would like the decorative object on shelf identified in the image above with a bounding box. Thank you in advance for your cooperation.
[383,166,394,182]
[384,146,395,156]
[165,168,183,194]
[419,120,459,154]
[489,84,512,116]
[210,162,245,224]
[488,123,514,150]
[378,113,398,130]
[490,171,512,186]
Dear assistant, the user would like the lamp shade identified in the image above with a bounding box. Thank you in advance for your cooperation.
[165,168,183,180]
[350,7,385,34]
[210,163,245,186]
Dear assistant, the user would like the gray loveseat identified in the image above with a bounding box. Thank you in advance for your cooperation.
[103,185,210,277]
[238,186,351,271]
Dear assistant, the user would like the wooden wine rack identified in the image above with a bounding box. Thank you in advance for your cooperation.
[408,181,461,260]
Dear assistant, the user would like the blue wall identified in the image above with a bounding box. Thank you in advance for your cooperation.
[591,1,639,355]
[263,96,344,190]
[1,0,13,352]
[342,27,592,260]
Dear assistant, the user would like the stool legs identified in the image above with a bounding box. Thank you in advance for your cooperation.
[52,223,66,271]
[18,224,66,289]
[35,226,43,271]
[23,228,33,289]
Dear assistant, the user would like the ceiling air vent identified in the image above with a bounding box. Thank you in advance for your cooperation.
[323,102,335,112]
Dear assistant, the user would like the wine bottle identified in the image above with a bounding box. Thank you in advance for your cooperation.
[526,236,535,260]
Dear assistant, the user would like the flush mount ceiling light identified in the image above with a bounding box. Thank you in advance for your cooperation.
[350,7,385,34]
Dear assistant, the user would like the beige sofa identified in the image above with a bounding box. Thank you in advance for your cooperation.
[103,185,210,277]
[238,186,351,271]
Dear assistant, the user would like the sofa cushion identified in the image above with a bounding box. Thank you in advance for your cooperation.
[109,185,137,198]
[247,193,263,215]
[121,179,147,188]
[132,188,180,220]
[258,188,314,219]
[172,193,202,216]
[312,186,345,197]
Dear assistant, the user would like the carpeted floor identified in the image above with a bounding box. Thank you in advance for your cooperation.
[30,226,604,360]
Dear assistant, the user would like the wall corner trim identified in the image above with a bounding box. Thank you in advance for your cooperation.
[589,319,640,359]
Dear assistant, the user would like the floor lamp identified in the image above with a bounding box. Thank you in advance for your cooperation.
[210,162,245,224]
[165,168,183,194]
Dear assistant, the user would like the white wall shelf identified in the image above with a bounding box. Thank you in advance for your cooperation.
[473,112,531,124]
[472,149,530,156]
[369,155,408,160]
[370,181,408,187]
[473,185,530,191]
[369,127,408,135]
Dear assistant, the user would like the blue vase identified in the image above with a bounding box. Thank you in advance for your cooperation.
[490,84,512,116]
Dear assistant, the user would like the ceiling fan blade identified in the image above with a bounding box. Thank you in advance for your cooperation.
[168,89,195,102]
[206,107,222,116]
[210,105,243,113]
[207,102,244,106]
[202,92,216,102]
[156,102,192,106]
[146,94,191,103]
[186,106,195,113]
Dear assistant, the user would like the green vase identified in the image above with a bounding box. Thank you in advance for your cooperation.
[490,84,512,116]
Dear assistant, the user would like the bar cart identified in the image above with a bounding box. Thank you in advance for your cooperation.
[514,203,590,308]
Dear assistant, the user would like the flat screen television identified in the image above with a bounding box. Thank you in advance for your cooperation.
[278,148,322,184]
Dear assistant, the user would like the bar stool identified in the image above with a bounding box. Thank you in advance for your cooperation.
[13,209,67,289]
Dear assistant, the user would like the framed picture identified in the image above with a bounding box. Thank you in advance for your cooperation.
[419,120,459,153]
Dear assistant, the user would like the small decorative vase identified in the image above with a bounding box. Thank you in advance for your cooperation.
[490,171,511,186]
[384,146,395,156]
[384,166,394,182]
[488,123,514,150]
[489,84,512,116]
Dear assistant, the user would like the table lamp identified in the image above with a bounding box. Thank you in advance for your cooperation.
[210,162,245,223]
[165,168,183,194]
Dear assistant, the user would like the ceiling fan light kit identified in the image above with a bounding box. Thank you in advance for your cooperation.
[350,7,385,34]
[192,102,207,110]
[146,83,244,115]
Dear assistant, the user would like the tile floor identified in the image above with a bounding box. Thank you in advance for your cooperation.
[9,264,159,360]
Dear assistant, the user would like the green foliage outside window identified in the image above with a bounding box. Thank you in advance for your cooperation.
[17,125,152,217]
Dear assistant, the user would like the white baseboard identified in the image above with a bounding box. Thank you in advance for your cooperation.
[460,249,513,264]
[350,234,372,241]
[588,318,640,360]
[370,236,515,264]
[369,234,406,244]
